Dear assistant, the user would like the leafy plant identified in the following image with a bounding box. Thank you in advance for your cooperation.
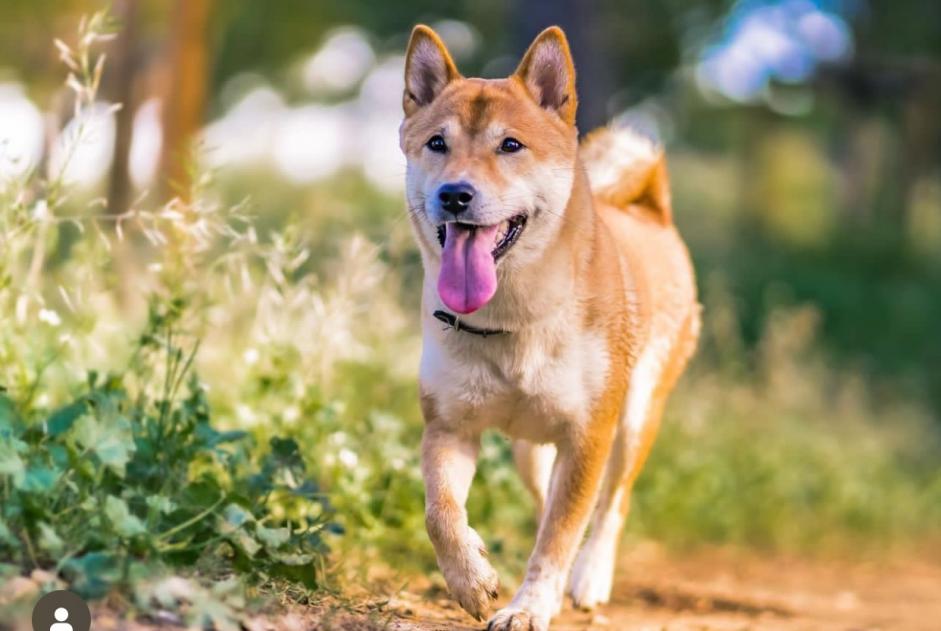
[0,300,335,607]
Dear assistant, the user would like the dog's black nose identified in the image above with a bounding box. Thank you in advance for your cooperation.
[437,182,475,215]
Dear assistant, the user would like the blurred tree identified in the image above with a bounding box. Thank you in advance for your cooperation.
[106,0,140,215]
[512,0,612,132]
[0,0,89,97]
[159,0,214,201]
[819,0,941,231]
[212,0,338,102]
[210,0,511,103]
[512,0,730,132]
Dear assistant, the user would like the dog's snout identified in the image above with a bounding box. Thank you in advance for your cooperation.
[437,183,475,215]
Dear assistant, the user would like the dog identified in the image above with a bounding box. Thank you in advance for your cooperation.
[399,24,701,631]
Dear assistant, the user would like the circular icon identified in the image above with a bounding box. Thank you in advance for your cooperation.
[31,590,91,631]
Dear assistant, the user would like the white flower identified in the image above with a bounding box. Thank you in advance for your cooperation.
[243,347,260,365]
[338,448,358,469]
[235,404,257,425]
[32,199,50,221]
[282,405,300,423]
[15,295,28,323]
[38,308,62,327]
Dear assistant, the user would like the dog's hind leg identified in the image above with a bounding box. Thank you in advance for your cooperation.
[512,440,556,521]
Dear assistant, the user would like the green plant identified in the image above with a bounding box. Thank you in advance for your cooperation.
[0,300,335,623]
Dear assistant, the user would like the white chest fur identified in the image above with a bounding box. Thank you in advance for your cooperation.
[420,313,612,442]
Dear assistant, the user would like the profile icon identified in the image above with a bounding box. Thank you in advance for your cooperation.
[50,607,73,631]
[31,591,90,631]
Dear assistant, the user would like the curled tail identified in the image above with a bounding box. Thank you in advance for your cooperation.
[580,126,672,225]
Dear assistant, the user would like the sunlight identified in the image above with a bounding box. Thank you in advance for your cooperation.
[0,83,44,180]
[48,101,117,186]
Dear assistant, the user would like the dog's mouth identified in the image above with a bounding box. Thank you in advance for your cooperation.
[435,214,527,260]
[434,214,527,315]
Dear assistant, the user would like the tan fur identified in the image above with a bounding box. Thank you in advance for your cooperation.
[400,25,699,630]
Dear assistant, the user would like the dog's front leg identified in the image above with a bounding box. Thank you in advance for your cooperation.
[422,423,499,620]
[488,427,614,631]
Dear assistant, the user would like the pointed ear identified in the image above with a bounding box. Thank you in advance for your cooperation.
[513,26,577,125]
[403,25,460,116]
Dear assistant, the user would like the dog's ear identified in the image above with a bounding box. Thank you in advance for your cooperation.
[403,25,460,116]
[513,26,577,125]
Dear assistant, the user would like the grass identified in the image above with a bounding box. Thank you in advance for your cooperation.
[631,303,941,554]
[1,9,941,628]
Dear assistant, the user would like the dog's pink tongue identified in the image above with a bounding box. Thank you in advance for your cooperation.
[437,223,499,314]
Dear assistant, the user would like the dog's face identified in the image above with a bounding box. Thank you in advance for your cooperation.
[400,26,578,315]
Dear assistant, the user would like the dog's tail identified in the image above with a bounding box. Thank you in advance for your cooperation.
[581,126,672,225]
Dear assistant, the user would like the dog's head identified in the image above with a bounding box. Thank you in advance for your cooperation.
[399,25,578,315]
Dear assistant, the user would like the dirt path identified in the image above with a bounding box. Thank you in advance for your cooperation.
[48,545,941,630]
[376,545,941,631]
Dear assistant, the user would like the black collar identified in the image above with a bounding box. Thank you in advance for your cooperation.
[432,310,507,337]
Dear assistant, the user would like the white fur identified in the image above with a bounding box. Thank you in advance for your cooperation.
[420,304,610,442]
[513,441,557,517]
[568,486,622,609]
[433,524,499,620]
[582,126,660,195]
[624,341,667,433]
[492,543,567,629]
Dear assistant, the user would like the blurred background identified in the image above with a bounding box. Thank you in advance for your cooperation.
[2,0,941,607]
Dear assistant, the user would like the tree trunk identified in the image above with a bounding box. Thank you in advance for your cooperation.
[159,0,213,201]
[106,0,140,216]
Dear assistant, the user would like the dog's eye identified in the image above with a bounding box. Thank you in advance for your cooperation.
[499,137,524,153]
[426,135,447,153]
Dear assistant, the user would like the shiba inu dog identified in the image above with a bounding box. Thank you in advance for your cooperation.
[399,24,700,630]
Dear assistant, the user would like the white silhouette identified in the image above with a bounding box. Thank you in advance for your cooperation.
[50,607,73,631]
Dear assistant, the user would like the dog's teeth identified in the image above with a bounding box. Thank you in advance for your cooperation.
[495,220,509,243]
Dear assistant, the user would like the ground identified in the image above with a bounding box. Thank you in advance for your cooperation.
[77,543,941,631]
[375,545,941,631]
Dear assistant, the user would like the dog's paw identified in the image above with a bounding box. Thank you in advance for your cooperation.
[567,544,614,610]
[439,528,499,620]
[486,606,548,631]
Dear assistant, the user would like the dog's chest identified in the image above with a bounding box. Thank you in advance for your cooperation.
[421,327,611,440]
